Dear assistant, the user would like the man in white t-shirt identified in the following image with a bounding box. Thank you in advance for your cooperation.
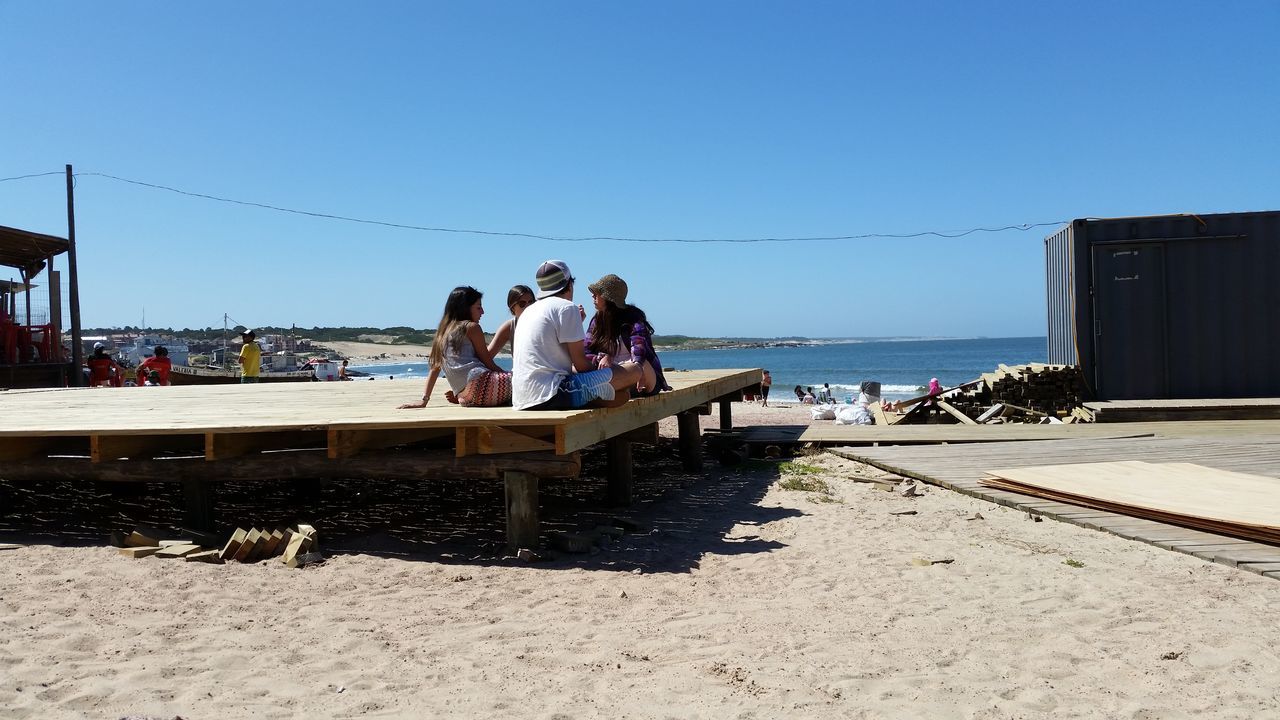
[513,259,643,410]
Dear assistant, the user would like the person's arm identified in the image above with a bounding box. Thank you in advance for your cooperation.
[399,366,441,409]
[625,322,653,366]
[465,324,503,372]
[486,319,514,358]
[565,340,594,373]
[583,316,601,366]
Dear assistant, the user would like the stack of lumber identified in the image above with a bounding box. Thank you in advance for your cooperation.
[113,524,323,567]
[219,524,322,567]
[979,461,1280,544]
[947,364,1088,423]
[112,527,225,563]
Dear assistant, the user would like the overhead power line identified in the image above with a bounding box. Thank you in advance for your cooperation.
[3,168,1068,243]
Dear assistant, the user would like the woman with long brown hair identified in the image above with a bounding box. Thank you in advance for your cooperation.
[399,286,511,408]
[584,274,670,397]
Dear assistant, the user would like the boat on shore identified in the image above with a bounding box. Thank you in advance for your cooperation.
[168,365,314,385]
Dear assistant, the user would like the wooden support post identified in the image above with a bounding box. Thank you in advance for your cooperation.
[606,437,633,506]
[181,478,214,531]
[504,470,539,550]
[719,398,733,431]
[677,411,703,472]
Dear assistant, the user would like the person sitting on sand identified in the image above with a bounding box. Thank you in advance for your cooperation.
[793,385,804,402]
[486,284,535,357]
[399,286,511,409]
[513,260,643,410]
[338,359,350,380]
[584,274,670,397]
[134,345,172,386]
[802,387,816,404]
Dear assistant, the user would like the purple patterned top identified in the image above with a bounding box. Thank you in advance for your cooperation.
[584,310,671,397]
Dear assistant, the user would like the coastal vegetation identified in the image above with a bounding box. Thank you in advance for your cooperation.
[81,326,817,351]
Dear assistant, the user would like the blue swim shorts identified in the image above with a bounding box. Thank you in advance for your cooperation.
[529,368,615,410]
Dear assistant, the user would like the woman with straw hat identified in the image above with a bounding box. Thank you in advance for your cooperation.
[584,274,670,397]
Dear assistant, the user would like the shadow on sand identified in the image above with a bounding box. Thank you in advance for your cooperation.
[0,438,804,573]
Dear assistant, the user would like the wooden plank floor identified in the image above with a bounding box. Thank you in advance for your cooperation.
[1086,397,1280,422]
[0,368,759,459]
[740,419,1280,446]
[831,435,1280,581]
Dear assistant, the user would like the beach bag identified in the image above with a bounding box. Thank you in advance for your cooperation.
[835,405,873,425]
[458,369,512,407]
[811,404,836,421]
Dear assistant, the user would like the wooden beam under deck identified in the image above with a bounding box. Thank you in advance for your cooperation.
[0,448,583,483]
[0,369,759,546]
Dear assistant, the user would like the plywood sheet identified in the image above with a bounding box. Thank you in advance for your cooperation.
[980,460,1280,543]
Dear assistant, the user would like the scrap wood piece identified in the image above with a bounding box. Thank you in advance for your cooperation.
[286,551,324,569]
[219,528,248,561]
[893,378,983,412]
[232,529,263,562]
[123,530,161,548]
[260,529,286,559]
[155,543,203,559]
[185,550,224,564]
[119,546,163,559]
[936,400,977,425]
[976,404,1005,424]
[282,524,319,566]
[1001,403,1048,418]
[871,403,898,427]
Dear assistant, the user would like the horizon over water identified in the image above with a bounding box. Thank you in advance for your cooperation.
[352,336,1047,403]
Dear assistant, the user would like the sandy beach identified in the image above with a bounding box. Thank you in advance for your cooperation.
[317,340,432,364]
[2,402,1279,719]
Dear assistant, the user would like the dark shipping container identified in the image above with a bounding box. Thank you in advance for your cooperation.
[1045,211,1280,401]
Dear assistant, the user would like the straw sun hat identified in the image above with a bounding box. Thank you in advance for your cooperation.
[588,274,628,307]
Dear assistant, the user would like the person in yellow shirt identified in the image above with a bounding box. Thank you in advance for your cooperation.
[238,329,262,383]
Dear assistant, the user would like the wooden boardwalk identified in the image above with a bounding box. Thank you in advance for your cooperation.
[0,369,759,547]
[739,419,1280,448]
[1085,398,1280,422]
[832,432,1280,581]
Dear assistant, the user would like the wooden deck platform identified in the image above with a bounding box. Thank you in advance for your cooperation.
[831,433,1280,581]
[1085,398,1280,422]
[0,368,759,548]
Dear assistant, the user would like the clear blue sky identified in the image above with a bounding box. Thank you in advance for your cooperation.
[2,2,1276,338]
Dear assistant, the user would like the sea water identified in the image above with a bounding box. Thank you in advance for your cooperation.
[350,336,1047,403]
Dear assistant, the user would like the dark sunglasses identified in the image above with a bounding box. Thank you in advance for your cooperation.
[512,298,533,310]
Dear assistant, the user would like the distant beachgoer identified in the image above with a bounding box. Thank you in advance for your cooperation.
[802,389,816,405]
[486,284,535,358]
[339,359,350,380]
[399,286,511,409]
[513,260,642,410]
[926,377,943,406]
[584,274,670,397]
[135,345,172,386]
[822,382,832,404]
[238,330,261,383]
[86,342,124,387]
[794,385,804,402]
[761,370,772,407]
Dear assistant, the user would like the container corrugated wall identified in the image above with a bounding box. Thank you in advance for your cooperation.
[1045,211,1280,400]
[1044,223,1078,366]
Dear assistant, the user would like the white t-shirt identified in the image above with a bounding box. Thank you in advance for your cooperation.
[512,296,585,409]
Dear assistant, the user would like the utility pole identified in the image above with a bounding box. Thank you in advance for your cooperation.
[65,164,84,386]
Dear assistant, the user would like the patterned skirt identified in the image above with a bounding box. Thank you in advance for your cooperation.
[458,369,513,407]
